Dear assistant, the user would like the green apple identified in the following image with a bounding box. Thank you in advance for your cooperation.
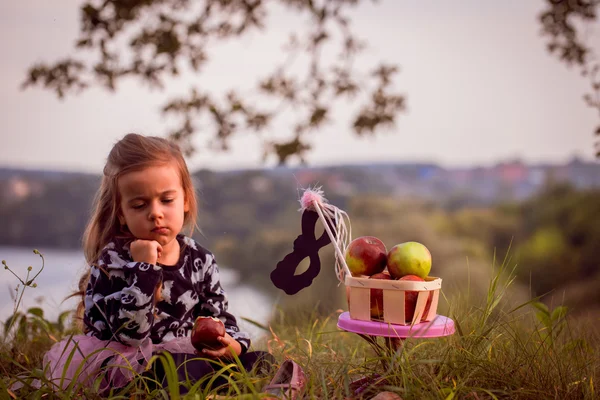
[387,242,432,279]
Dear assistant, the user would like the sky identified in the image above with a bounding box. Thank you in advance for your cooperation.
[1,0,599,174]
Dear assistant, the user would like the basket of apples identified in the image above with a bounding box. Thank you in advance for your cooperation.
[343,237,441,326]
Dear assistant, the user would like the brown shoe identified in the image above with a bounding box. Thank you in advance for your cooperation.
[263,359,306,399]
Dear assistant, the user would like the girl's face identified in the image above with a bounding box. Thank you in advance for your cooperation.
[117,163,189,249]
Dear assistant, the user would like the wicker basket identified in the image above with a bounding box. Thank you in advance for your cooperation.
[345,274,442,325]
[303,192,442,326]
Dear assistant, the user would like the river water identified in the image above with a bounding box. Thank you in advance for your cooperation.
[0,246,273,340]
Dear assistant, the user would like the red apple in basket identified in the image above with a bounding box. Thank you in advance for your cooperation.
[345,236,387,277]
[369,272,393,318]
[399,275,433,323]
[191,316,226,352]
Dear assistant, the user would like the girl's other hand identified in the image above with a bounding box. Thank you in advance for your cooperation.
[130,239,163,265]
[199,333,242,359]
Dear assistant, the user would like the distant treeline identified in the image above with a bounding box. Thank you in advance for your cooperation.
[1,165,599,311]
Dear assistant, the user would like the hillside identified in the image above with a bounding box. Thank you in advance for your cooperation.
[1,159,599,312]
[1,158,598,250]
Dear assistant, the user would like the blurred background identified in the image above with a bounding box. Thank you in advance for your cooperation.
[1,0,599,339]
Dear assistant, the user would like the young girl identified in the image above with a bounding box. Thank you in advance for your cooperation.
[44,133,273,394]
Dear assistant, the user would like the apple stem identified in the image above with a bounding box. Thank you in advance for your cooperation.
[311,199,353,280]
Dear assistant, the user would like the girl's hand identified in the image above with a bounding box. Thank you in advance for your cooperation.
[130,239,163,264]
[199,333,242,359]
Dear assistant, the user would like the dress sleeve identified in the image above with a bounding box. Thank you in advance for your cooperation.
[83,243,163,347]
[195,251,252,354]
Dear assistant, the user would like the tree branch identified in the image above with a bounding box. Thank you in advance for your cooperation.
[22,0,404,165]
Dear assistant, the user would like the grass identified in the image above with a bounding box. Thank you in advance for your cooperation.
[1,251,599,399]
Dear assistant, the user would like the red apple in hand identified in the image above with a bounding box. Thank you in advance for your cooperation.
[399,275,433,322]
[369,272,392,318]
[345,236,387,277]
[191,316,226,351]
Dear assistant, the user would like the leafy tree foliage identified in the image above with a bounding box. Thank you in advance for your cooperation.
[539,0,600,157]
[442,182,600,310]
[22,0,406,165]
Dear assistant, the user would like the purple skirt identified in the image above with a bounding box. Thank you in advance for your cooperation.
[43,334,197,391]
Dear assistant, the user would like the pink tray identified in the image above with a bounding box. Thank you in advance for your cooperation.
[337,312,455,339]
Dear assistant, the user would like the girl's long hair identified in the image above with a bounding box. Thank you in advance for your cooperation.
[73,133,199,328]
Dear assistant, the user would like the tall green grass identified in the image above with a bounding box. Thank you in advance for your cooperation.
[1,250,598,399]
